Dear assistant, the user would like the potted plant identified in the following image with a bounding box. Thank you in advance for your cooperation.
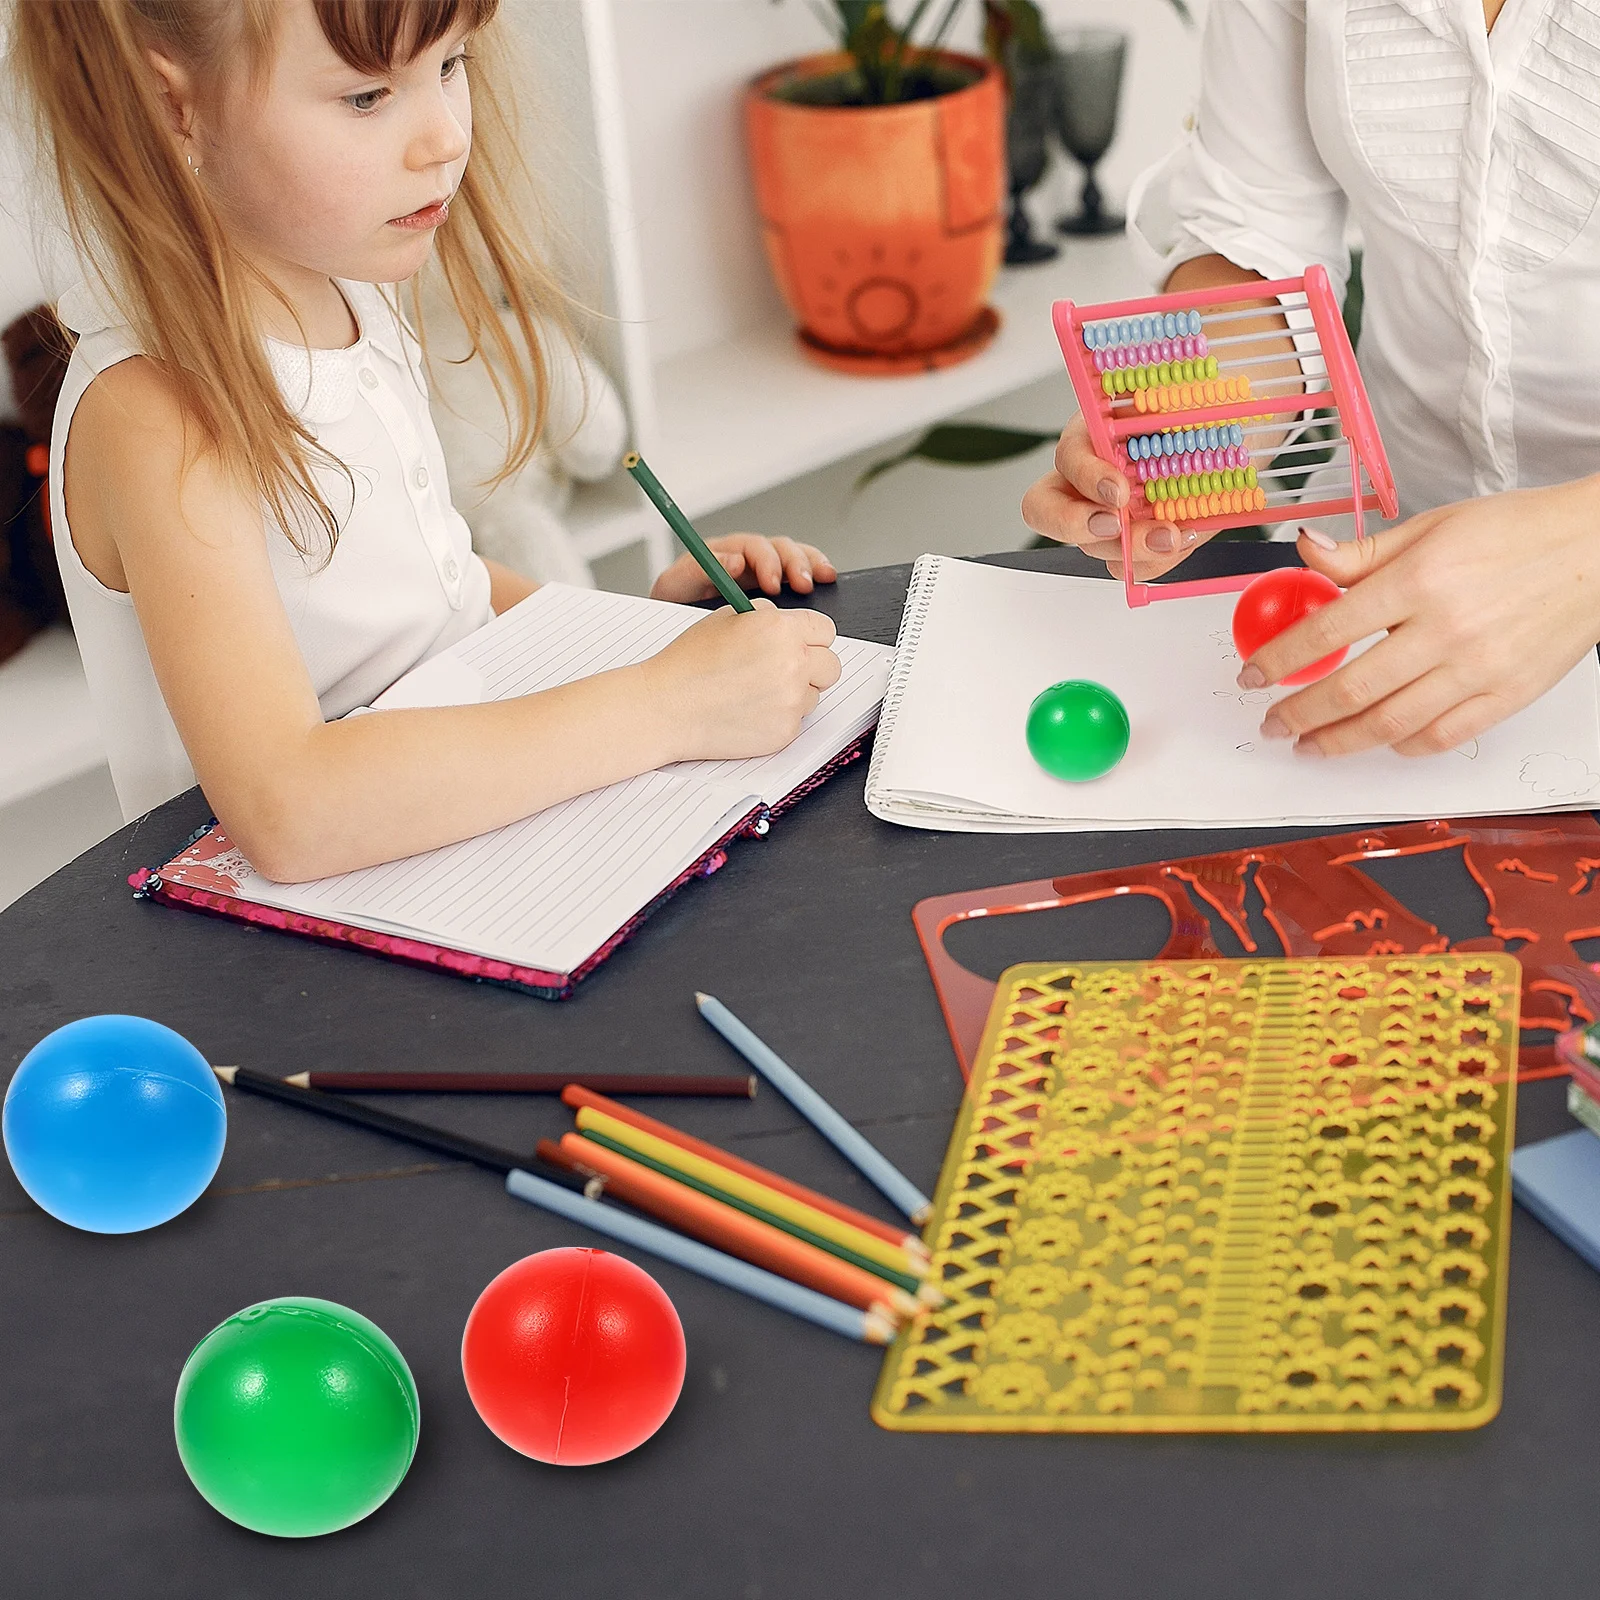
[745,2,1015,374]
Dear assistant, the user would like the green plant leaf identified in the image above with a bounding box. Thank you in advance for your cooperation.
[855,423,1058,492]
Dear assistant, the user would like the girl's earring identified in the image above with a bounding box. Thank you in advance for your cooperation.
[184,150,201,176]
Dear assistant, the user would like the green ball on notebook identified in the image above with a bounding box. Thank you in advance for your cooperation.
[1026,679,1130,782]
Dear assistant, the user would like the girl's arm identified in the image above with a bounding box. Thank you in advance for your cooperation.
[482,556,538,614]
[66,359,840,882]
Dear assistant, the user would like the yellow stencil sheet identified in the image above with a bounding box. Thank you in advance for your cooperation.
[873,957,1518,1433]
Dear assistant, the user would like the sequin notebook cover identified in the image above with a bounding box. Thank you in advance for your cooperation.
[872,956,1518,1433]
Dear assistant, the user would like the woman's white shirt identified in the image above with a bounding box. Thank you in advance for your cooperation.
[49,276,494,822]
[1129,0,1600,521]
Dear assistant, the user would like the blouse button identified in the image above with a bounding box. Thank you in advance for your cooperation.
[358,368,378,389]
[443,557,459,582]
[413,465,430,490]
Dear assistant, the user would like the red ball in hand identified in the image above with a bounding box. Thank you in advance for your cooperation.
[461,1249,686,1466]
[1231,567,1347,686]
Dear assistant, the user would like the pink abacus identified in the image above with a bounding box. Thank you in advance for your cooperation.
[1053,265,1398,608]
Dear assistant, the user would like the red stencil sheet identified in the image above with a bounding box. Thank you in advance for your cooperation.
[913,814,1600,1081]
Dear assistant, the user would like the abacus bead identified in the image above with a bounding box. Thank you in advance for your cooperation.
[1245,465,1258,488]
[1101,373,1114,396]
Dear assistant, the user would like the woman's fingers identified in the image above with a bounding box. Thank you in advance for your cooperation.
[1254,627,1442,748]
[1282,666,1475,759]
[1052,415,1128,511]
[1241,518,1451,687]
[1021,473,1127,550]
[1392,693,1513,758]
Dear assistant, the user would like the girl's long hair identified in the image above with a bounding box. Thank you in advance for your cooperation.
[9,0,562,560]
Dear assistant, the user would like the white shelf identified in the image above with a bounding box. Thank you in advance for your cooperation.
[0,626,105,810]
[653,234,1134,518]
[566,233,1135,559]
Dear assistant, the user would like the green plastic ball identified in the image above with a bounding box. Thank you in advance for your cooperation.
[174,1297,420,1538]
[1025,679,1130,782]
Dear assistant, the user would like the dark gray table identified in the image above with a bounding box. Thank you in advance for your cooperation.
[3,546,1595,1600]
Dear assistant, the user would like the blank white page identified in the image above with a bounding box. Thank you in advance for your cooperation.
[867,556,1600,831]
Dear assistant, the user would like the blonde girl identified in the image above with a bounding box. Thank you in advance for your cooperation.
[12,0,840,879]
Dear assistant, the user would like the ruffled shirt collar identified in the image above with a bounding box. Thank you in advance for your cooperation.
[56,274,410,426]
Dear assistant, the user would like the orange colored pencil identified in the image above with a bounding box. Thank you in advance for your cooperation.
[545,1136,920,1323]
[560,1085,929,1261]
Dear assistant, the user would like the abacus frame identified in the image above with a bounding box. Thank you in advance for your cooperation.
[1053,265,1399,609]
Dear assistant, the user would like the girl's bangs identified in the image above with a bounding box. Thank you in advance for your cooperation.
[312,0,499,74]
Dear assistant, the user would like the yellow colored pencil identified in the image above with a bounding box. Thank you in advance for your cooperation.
[573,1105,925,1283]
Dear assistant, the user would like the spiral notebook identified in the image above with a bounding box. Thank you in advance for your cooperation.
[133,585,892,997]
[864,554,1600,831]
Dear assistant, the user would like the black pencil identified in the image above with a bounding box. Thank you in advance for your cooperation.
[213,1065,599,1194]
[279,1069,756,1098]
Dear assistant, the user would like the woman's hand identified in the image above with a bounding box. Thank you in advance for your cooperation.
[650,533,837,603]
[1240,480,1600,756]
[642,599,842,760]
[1022,414,1204,581]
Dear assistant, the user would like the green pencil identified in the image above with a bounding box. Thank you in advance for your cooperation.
[625,451,754,613]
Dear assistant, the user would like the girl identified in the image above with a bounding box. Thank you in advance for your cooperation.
[1024,0,1600,763]
[12,0,841,881]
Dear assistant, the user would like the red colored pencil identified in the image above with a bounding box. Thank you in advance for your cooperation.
[541,1138,918,1322]
[282,1070,756,1097]
[560,1085,928,1259]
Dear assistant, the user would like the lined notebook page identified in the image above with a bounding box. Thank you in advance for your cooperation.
[867,555,1600,832]
[243,767,755,976]
[371,583,893,804]
[180,584,891,976]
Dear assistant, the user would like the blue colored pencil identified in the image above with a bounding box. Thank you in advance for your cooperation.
[503,1168,896,1345]
[693,992,933,1225]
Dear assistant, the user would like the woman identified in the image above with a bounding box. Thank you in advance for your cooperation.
[1023,0,1600,761]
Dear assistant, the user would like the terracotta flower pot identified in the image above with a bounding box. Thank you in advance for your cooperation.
[745,52,1005,375]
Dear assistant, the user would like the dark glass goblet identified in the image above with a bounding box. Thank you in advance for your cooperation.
[1003,49,1060,266]
[1052,27,1128,237]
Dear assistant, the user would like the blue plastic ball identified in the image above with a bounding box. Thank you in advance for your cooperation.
[3,1015,226,1232]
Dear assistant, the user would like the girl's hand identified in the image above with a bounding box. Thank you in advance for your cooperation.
[1240,480,1600,756]
[643,599,842,760]
[1022,415,1202,581]
[650,534,837,603]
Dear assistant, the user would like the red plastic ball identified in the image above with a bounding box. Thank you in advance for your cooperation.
[1231,567,1347,686]
[461,1249,685,1466]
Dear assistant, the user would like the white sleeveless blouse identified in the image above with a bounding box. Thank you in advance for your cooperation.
[49,276,494,822]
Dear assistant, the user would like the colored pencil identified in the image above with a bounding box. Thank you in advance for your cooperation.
[280,1069,756,1098]
[695,992,933,1224]
[216,1066,892,1345]
[624,452,753,613]
[572,1126,936,1301]
[504,1168,897,1345]
[573,1104,923,1282]
[561,1085,928,1258]
[543,1137,917,1321]
[212,1065,598,1193]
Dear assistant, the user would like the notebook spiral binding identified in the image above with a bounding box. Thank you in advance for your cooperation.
[864,554,943,805]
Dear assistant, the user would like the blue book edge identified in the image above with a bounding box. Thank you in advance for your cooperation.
[1512,1126,1600,1275]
